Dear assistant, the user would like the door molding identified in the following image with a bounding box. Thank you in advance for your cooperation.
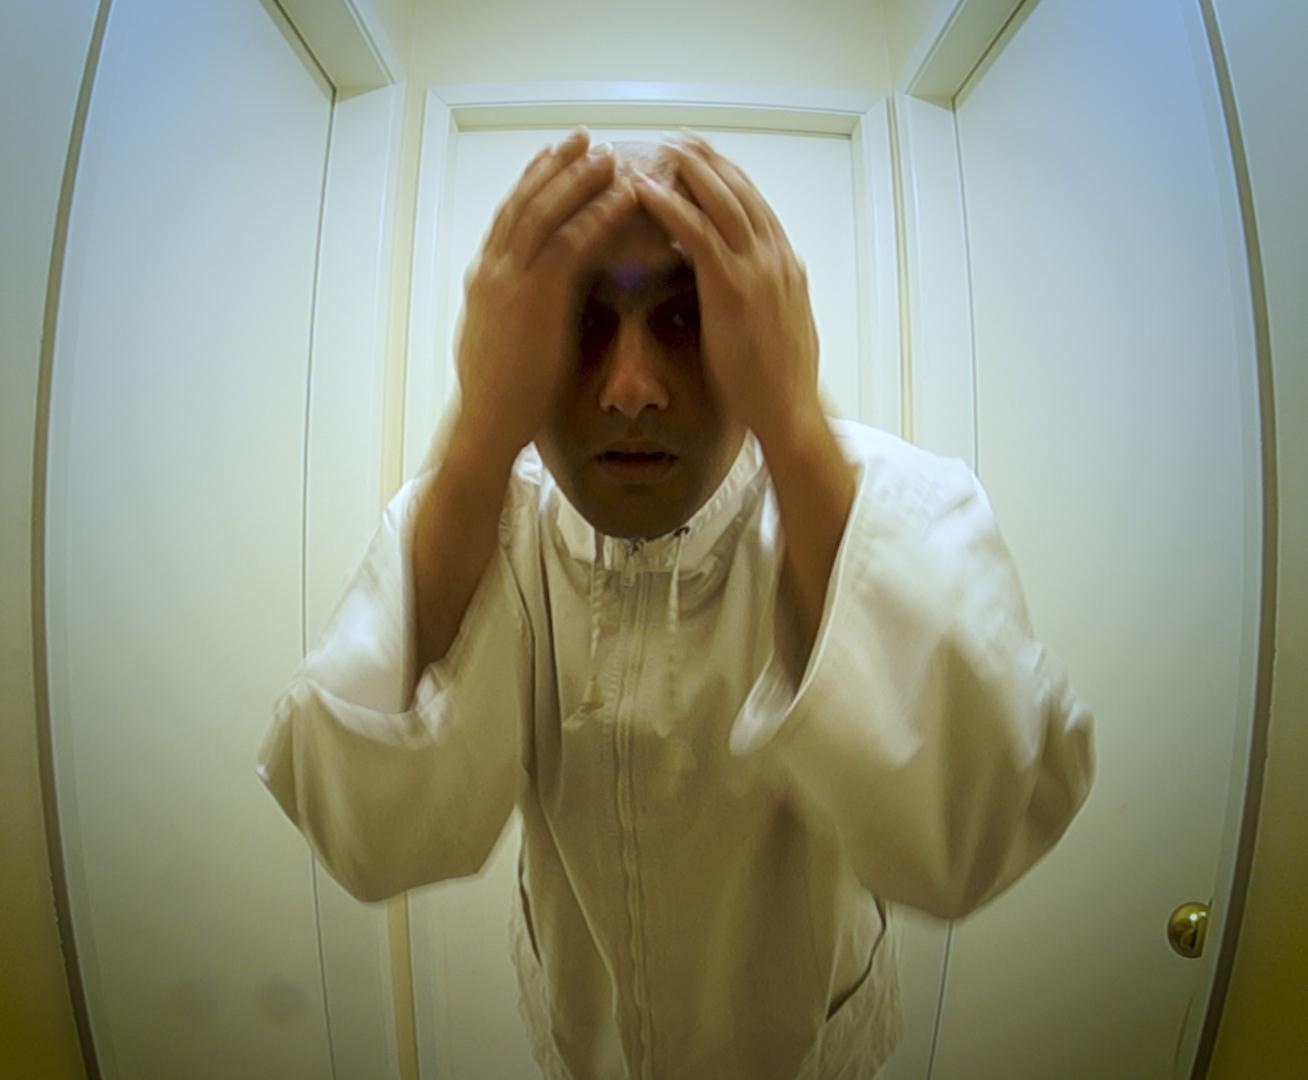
[895,0,1027,102]
[276,0,402,92]
[276,6,409,1079]
[306,78,408,1080]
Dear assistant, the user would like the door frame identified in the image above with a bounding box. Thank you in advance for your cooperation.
[887,2,1275,1076]
[255,4,411,1078]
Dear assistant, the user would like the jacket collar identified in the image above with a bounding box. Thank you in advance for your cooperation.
[544,431,766,574]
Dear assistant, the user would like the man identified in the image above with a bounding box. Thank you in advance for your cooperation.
[256,128,1095,1079]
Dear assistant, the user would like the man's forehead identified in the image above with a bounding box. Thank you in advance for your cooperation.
[588,254,695,303]
[582,140,694,302]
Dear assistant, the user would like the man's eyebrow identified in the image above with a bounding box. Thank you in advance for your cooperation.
[589,259,696,303]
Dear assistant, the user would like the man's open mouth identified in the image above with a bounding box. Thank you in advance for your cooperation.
[595,450,679,483]
[599,451,675,464]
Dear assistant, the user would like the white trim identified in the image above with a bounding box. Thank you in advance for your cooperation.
[402,90,456,482]
[896,0,1025,102]
[278,0,402,92]
[307,80,407,1080]
[433,83,880,142]
[850,99,903,434]
[1171,2,1264,1071]
[407,854,445,1080]
[275,5,408,1070]
[888,0,1026,464]
[892,91,976,467]
[434,80,879,120]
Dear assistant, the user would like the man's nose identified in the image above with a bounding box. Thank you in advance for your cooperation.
[597,319,669,419]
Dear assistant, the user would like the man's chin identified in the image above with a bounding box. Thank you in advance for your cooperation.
[585,512,686,542]
[564,461,690,540]
[575,495,693,542]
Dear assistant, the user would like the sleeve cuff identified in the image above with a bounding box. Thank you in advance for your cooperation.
[729,453,875,757]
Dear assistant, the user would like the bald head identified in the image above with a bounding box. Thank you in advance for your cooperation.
[610,140,693,201]
[587,140,695,291]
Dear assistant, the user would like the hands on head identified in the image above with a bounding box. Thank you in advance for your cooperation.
[454,128,634,461]
[414,130,836,682]
[452,127,822,540]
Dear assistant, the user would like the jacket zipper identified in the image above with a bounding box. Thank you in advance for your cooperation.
[621,538,643,589]
[615,538,654,1077]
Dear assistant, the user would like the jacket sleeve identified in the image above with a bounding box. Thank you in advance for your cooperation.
[730,447,1095,921]
[254,471,532,903]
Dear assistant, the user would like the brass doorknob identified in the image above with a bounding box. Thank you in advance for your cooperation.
[1167,902,1210,958]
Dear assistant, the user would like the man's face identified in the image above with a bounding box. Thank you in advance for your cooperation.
[534,142,747,540]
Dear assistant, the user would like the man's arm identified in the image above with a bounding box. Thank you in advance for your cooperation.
[631,133,854,667]
[408,416,517,702]
[408,128,637,703]
[634,133,1094,919]
[256,128,641,900]
[753,405,857,670]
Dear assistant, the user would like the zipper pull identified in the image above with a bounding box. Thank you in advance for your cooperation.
[621,539,643,588]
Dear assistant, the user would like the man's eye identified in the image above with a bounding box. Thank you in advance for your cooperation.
[580,307,612,334]
[664,302,700,332]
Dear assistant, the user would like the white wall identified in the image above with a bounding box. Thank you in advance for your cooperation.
[409,0,891,89]
[0,2,99,1077]
[882,0,950,84]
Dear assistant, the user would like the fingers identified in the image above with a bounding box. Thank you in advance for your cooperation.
[510,143,618,265]
[665,140,754,252]
[673,132,787,246]
[540,178,639,274]
[486,128,591,254]
[630,172,725,272]
[711,152,786,241]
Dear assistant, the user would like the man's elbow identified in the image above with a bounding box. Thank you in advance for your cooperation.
[319,842,488,904]
[888,762,1095,922]
[941,781,1094,920]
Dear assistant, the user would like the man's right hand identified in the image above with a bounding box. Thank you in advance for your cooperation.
[453,128,636,460]
[410,130,633,688]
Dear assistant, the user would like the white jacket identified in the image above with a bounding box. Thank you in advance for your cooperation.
[256,417,1094,1080]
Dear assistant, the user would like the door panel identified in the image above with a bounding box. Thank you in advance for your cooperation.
[933,0,1259,1075]
[46,1,335,1076]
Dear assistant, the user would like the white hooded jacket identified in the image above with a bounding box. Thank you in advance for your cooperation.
[255,417,1095,1079]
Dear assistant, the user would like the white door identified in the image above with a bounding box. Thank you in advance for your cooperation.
[925,0,1260,1076]
[45,1,352,1077]
[404,124,891,1079]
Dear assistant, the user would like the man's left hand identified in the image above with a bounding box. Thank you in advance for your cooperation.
[635,133,856,663]
[632,133,822,447]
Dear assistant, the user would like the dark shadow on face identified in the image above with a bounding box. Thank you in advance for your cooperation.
[533,141,748,540]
